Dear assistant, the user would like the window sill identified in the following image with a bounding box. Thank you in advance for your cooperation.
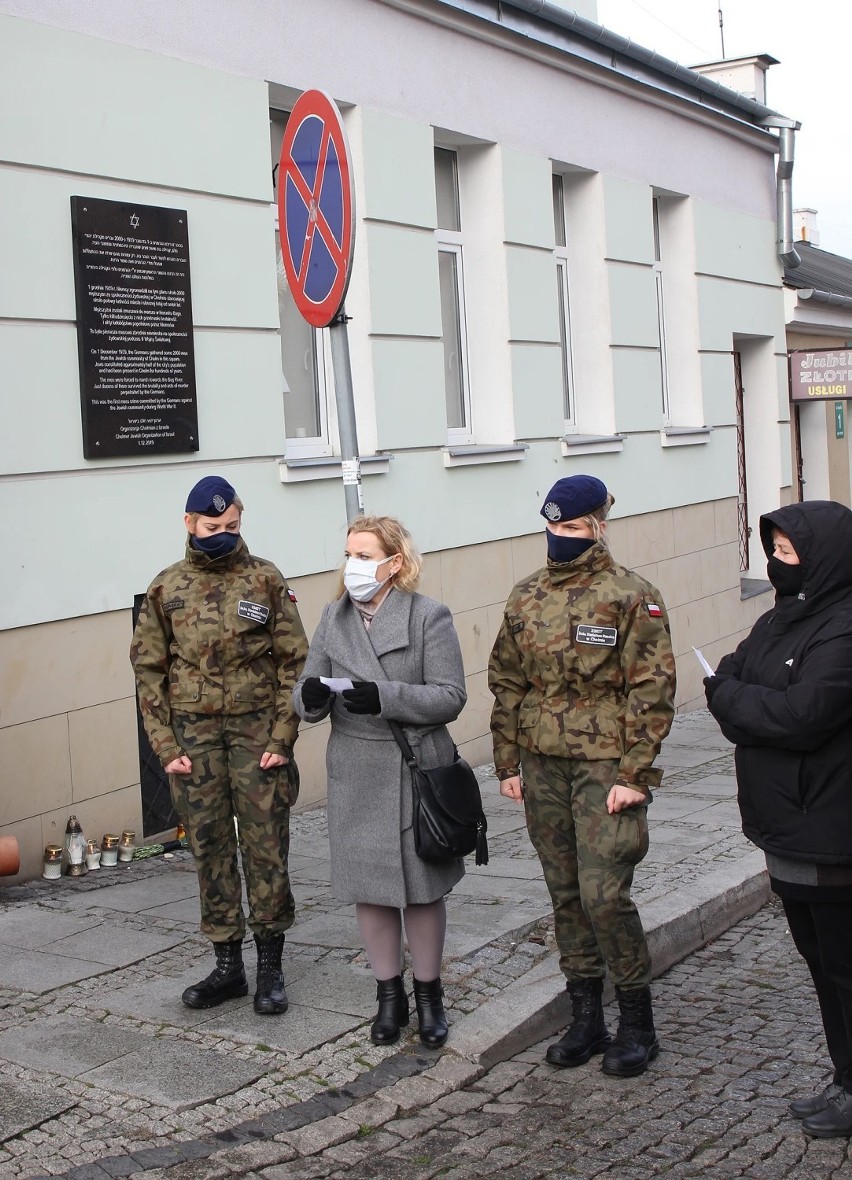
[278,454,392,483]
[660,426,713,448]
[740,577,773,601]
[560,434,625,456]
[442,443,528,468]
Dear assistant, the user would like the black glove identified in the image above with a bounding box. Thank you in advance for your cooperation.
[341,681,381,715]
[301,677,332,711]
[703,674,730,705]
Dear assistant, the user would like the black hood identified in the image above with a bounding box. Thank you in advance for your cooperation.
[760,500,852,622]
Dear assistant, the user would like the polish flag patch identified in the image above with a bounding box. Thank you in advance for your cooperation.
[287,588,298,603]
[646,603,663,617]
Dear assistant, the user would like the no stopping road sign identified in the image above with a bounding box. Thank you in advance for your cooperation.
[278,90,355,328]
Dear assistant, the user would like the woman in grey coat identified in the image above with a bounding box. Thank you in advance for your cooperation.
[293,515,467,1048]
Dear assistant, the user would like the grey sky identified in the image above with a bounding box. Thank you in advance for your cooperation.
[576,0,852,258]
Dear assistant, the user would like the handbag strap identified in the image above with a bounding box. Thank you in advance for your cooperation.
[386,719,419,769]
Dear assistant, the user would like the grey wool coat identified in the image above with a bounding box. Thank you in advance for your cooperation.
[292,588,468,907]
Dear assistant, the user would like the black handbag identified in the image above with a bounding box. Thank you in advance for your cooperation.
[387,721,488,866]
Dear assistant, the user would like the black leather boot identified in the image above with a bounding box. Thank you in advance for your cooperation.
[546,978,612,1068]
[601,985,660,1077]
[254,934,288,1015]
[371,975,409,1045]
[181,940,248,1009]
[802,1086,852,1138]
[790,1081,844,1119]
[413,977,448,1049]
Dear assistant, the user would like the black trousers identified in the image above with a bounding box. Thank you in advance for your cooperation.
[783,897,852,1090]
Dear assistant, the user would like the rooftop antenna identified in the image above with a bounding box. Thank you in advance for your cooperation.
[718,1,726,58]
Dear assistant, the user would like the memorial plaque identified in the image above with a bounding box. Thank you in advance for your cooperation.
[71,196,199,458]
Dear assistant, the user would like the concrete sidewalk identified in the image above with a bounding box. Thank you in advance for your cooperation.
[0,711,768,1180]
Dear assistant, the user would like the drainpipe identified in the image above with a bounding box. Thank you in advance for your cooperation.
[761,116,801,269]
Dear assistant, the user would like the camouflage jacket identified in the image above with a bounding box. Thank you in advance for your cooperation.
[130,537,308,766]
[488,544,676,792]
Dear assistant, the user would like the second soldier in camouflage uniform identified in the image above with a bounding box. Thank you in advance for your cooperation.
[488,475,675,1077]
[131,476,308,1014]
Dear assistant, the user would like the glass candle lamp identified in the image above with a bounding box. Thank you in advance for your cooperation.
[43,845,62,880]
[100,834,119,867]
[62,815,88,877]
[118,830,136,862]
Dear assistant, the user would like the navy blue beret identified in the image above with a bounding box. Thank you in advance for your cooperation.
[541,475,608,523]
[185,476,236,516]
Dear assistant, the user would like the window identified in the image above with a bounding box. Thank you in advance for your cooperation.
[271,112,333,456]
[652,196,672,425]
[552,174,575,425]
[434,147,472,442]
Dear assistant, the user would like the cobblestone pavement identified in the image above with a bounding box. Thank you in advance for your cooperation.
[0,714,776,1179]
[246,899,852,1180]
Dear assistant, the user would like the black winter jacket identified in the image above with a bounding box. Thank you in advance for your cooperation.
[707,500,852,864]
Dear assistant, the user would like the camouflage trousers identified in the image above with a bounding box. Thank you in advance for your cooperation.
[170,710,299,943]
[521,750,651,988]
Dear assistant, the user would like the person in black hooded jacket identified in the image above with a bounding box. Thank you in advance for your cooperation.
[705,499,852,1140]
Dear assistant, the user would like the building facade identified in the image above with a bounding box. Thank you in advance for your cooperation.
[1,0,795,879]
[785,214,852,506]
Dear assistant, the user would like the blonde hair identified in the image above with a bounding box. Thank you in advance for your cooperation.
[335,515,422,598]
[186,494,244,529]
[581,493,615,550]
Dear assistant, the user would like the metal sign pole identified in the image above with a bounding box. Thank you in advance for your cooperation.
[329,310,363,522]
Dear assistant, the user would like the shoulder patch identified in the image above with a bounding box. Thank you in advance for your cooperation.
[287,587,298,604]
[162,598,184,615]
[646,602,663,618]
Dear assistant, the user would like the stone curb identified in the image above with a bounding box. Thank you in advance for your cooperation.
[446,850,770,1068]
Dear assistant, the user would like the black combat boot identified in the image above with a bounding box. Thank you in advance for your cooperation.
[601,985,660,1077]
[254,934,289,1015]
[546,978,612,1068]
[413,977,448,1049]
[181,940,248,1009]
[371,975,409,1045]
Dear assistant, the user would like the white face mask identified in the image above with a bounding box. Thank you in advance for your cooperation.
[343,555,397,602]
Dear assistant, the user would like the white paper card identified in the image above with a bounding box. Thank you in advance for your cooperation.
[320,676,354,692]
[692,646,715,678]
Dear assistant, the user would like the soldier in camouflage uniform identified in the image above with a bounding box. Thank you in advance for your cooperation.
[131,476,308,1014]
[488,475,675,1077]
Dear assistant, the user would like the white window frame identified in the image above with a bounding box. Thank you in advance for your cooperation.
[653,196,672,426]
[553,174,576,428]
[435,146,474,445]
[271,112,334,458]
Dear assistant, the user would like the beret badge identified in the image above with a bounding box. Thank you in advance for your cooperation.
[543,502,562,522]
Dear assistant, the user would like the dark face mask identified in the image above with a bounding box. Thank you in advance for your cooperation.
[546,530,595,564]
[767,555,805,598]
[193,532,240,559]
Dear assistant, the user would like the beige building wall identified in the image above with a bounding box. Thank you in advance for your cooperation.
[0,497,772,883]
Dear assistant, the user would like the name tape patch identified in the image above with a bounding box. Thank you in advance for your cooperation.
[238,600,270,625]
[576,624,617,647]
[162,598,184,615]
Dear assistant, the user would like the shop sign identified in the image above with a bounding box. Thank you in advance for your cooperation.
[790,348,852,401]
